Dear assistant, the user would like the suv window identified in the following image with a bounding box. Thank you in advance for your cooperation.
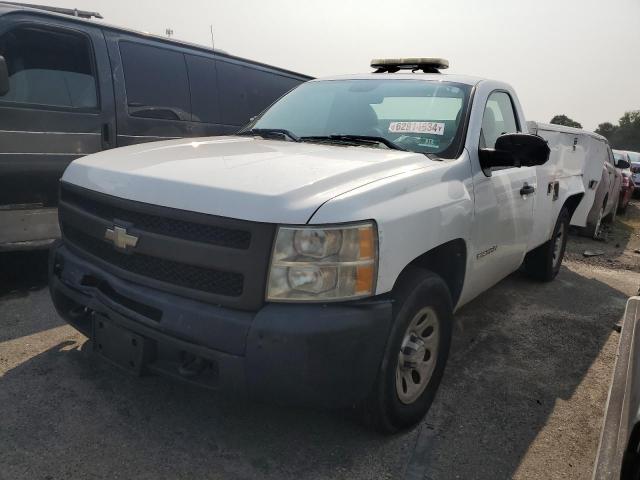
[0,25,97,109]
[244,68,298,117]
[480,91,519,148]
[120,41,190,121]
[186,55,219,124]
[217,60,249,126]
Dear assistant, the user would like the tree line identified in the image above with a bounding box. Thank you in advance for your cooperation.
[549,112,640,152]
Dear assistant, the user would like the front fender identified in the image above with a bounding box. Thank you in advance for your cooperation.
[308,157,473,295]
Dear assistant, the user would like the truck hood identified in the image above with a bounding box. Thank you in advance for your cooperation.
[62,136,434,223]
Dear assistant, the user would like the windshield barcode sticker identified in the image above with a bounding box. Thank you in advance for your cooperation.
[388,122,445,136]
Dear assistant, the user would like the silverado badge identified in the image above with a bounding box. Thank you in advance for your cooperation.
[105,225,139,250]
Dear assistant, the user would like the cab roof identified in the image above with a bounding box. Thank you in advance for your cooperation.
[312,72,486,86]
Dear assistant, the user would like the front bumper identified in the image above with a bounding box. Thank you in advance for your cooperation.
[49,243,393,408]
[0,206,60,251]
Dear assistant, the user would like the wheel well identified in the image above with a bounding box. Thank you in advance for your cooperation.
[400,239,467,306]
[563,193,584,218]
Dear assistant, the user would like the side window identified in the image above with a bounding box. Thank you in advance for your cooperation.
[244,68,298,118]
[216,60,248,126]
[217,62,301,127]
[606,148,615,166]
[119,41,190,121]
[0,25,97,109]
[186,55,220,124]
[480,91,519,149]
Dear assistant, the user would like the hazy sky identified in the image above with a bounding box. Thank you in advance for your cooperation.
[39,0,640,130]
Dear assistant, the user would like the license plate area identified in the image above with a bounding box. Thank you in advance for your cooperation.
[93,314,154,375]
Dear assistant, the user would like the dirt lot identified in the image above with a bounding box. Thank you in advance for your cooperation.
[1,203,639,480]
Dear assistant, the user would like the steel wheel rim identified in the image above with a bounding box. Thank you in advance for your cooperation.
[396,306,439,405]
[552,221,565,268]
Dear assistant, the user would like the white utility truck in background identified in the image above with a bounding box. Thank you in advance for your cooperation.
[529,122,626,239]
[49,58,600,433]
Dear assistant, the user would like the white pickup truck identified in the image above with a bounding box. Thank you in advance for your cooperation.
[49,58,587,433]
[530,122,625,239]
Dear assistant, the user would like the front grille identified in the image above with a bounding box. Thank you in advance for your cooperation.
[61,186,251,249]
[64,225,244,297]
[58,182,276,311]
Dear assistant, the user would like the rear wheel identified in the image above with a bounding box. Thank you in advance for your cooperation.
[360,267,452,434]
[523,207,570,282]
[605,196,618,224]
[584,201,606,240]
[619,197,628,214]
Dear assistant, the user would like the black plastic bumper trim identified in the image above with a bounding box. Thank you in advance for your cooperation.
[49,243,394,408]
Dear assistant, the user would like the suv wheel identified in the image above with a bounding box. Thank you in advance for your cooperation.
[360,267,452,434]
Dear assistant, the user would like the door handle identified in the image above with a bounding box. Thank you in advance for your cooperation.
[520,184,535,195]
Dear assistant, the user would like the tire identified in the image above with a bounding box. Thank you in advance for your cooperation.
[360,267,453,434]
[523,207,570,282]
[583,201,606,240]
[619,198,627,214]
[605,196,618,223]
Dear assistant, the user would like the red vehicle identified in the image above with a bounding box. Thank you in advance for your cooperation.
[614,150,634,213]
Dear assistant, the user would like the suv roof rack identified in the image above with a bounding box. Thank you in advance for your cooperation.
[371,57,449,74]
[1,2,103,19]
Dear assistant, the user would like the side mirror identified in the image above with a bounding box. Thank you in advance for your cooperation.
[0,55,8,96]
[479,133,550,174]
[616,159,631,170]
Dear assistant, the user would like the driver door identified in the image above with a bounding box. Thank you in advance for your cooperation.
[470,91,536,287]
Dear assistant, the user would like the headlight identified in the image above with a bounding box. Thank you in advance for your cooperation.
[266,222,378,302]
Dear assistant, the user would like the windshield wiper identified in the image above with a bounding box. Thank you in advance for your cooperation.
[237,128,300,142]
[300,134,405,151]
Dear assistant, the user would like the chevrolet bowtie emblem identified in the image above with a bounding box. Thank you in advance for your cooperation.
[105,225,139,250]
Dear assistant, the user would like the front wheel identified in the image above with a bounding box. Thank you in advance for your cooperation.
[360,267,452,434]
[523,207,570,282]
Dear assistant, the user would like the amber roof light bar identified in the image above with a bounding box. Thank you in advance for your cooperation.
[371,57,449,74]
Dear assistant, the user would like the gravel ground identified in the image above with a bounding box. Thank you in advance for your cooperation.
[1,203,639,480]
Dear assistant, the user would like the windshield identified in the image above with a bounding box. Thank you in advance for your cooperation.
[247,79,472,158]
[613,151,625,162]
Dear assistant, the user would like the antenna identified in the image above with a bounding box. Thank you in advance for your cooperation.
[210,25,215,50]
